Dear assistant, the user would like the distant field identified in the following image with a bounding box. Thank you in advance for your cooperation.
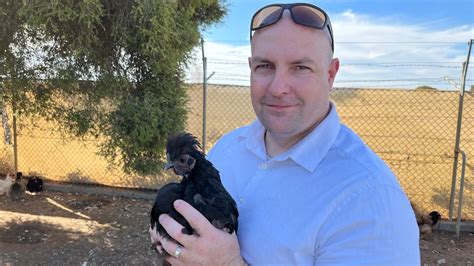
[0,84,472,219]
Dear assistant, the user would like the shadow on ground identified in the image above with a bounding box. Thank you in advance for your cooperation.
[0,191,163,265]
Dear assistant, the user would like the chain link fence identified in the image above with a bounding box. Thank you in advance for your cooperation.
[186,84,473,221]
[0,116,173,192]
[0,83,472,221]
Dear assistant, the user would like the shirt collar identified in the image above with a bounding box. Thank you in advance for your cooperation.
[288,103,341,172]
[238,119,268,161]
[238,103,341,172]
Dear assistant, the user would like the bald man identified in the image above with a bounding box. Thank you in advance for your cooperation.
[151,3,419,265]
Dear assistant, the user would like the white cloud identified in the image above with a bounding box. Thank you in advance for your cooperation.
[185,42,251,86]
[186,11,473,90]
[332,11,472,89]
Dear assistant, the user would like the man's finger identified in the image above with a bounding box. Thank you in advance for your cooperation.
[173,199,212,232]
[159,234,187,262]
[159,213,198,247]
[166,256,181,266]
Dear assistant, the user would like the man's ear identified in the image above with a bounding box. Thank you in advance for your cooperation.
[328,58,340,91]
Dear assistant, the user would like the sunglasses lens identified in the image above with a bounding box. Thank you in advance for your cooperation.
[250,4,334,51]
[291,6,326,28]
[252,6,282,29]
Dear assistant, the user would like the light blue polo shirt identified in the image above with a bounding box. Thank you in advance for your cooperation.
[207,104,420,265]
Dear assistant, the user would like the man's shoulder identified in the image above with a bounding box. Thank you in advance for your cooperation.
[214,125,248,148]
[331,124,397,184]
[334,124,380,160]
[206,125,249,159]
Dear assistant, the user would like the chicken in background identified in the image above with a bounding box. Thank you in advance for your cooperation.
[10,172,26,201]
[0,173,14,195]
[26,175,44,193]
[418,211,441,236]
[411,202,441,237]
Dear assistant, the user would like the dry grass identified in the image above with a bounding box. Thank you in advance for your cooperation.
[0,84,472,220]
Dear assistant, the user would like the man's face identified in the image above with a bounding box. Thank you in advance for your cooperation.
[249,14,339,138]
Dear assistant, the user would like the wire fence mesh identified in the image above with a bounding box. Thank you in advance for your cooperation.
[186,84,473,221]
[0,83,472,221]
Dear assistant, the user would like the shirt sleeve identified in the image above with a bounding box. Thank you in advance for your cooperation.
[315,185,420,266]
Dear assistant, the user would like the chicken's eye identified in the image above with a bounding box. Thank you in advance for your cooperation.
[186,158,194,166]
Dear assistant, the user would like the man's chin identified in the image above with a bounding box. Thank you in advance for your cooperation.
[261,121,298,135]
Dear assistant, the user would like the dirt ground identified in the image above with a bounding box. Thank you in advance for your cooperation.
[0,189,162,265]
[0,189,473,265]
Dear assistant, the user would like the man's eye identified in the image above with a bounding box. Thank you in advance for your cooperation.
[256,64,271,69]
[295,65,310,71]
[254,64,274,74]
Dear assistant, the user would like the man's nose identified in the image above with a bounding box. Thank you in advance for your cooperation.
[267,68,290,96]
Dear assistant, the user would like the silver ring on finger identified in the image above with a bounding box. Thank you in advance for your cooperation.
[174,245,183,258]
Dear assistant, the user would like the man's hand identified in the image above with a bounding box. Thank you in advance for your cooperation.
[153,199,246,266]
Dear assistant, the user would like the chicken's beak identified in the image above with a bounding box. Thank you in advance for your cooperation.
[163,162,174,171]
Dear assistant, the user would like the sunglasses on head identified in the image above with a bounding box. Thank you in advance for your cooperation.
[250,3,334,52]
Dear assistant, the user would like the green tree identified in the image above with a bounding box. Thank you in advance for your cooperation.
[0,0,227,174]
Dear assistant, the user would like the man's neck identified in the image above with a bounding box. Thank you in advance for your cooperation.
[264,121,319,158]
[264,131,300,158]
[264,105,332,158]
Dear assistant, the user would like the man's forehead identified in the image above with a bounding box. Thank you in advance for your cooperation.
[251,9,332,54]
[251,55,316,64]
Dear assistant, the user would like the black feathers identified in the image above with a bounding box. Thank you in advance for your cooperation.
[26,176,43,193]
[150,132,239,240]
[428,211,441,226]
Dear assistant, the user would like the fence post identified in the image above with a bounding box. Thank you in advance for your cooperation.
[200,39,215,154]
[448,39,472,221]
[13,110,18,174]
[201,38,208,153]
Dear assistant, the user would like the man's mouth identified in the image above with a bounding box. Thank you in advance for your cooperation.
[265,103,296,111]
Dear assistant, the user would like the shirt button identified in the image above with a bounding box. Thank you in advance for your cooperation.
[239,198,244,203]
[260,163,267,169]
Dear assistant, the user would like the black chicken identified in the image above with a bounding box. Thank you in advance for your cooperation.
[150,132,239,250]
[26,175,43,193]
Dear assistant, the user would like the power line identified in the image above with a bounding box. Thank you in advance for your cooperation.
[204,40,469,44]
[341,61,463,64]
[206,59,465,69]
[337,78,443,83]
[337,41,469,44]
[214,73,248,78]
[343,64,462,69]
[210,74,472,83]
[207,58,464,64]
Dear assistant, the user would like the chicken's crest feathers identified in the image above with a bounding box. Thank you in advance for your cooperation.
[166,132,203,160]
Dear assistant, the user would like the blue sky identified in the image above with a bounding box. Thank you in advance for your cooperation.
[186,0,474,90]
[203,0,473,43]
